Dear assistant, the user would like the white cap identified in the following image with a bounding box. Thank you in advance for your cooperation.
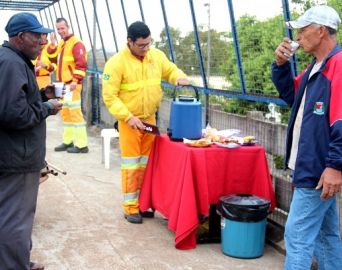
[286,5,341,30]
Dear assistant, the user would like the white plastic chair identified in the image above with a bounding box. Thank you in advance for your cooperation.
[101,129,119,169]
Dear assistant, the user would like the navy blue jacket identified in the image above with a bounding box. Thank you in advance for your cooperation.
[0,41,52,172]
[271,45,342,188]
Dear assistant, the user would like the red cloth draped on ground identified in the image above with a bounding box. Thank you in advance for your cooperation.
[139,135,276,250]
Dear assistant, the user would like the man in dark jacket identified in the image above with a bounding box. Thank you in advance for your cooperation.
[271,5,342,270]
[0,13,62,270]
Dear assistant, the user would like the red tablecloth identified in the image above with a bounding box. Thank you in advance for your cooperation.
[139,135,276,250]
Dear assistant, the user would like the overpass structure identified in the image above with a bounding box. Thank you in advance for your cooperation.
[1,0,341,236]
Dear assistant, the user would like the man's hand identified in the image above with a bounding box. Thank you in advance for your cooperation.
[47,99,63,115]
[50,32,57,45]
[43,84,56,99]
[274,37,295,66]
[316,167,342,200]
[176,78,190,86]
[36,60,48,69]
[127,116,145,130]
[70,81,77,91]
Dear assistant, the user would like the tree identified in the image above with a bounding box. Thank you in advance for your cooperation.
[155,26,229,78]
[222,15,286,95]
[156,0,341,102]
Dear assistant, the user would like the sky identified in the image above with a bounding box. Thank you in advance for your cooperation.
[0,0,289,51]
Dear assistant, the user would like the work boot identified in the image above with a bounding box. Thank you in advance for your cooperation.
[124,213,143,224]
[30,261,45,270]
[54,143,73,152]
[66,146,89,153]
[140,210,155,218]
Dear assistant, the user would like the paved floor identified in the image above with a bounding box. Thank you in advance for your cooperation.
[31,115,285,270]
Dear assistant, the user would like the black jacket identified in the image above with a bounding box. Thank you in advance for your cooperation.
[0,41,52,172]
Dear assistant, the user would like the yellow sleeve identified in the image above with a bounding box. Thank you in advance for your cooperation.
[158,50,187,84]
[102,57,133,122]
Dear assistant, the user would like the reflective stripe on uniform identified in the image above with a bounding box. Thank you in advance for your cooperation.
[120,78,161,90]
[121,156,148,169]
[62,122,86,127]
[62,100,81,109]
[123,191,140,202]
[73,69,86,77]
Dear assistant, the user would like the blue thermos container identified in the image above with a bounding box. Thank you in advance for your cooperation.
[167,85,202,140]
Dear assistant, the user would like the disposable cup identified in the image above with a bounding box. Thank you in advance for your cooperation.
[290,41,299,52]
[53,82,64,98]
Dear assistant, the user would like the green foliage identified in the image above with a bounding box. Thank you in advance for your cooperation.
[273,155,285,170]
[223,14,289,95]
[328,0,342,43]
[156,0,342,117]
[155,26,229,77]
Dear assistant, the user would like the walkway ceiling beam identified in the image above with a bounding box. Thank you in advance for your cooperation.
[0,0,59,11]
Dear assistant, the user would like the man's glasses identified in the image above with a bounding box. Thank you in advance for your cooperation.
[133,41,152,49]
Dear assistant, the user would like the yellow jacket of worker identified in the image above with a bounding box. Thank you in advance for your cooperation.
[102,46,187,122]
[47,35,87,83]
[32,44,56,76]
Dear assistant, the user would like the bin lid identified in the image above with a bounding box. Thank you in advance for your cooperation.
[217,194,271,222]
[219,194,270,207]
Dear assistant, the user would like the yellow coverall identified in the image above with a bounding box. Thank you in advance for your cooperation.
[32,44,56,89]
[47,35,88,148]
[102,46,187,215]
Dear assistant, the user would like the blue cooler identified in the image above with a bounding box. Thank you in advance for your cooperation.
[217,194,270,258]
[167,85,202,140]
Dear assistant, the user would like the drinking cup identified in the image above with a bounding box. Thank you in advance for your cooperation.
[290,41,299,54]
[53,82,64,98]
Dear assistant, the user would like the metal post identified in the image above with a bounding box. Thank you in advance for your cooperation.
[105,0,119,52]
[120,0,128,30]
[138,0,145,22]
[188,0,209,126]
[43,8,51,29]
[71,0,83,40]
[227,0,246,94]
[91,0,108,62]
[78,0,99,124]
[63,0,75,35]
[204,2,211,86]
[282,0,298,76]
[160,0,176,63]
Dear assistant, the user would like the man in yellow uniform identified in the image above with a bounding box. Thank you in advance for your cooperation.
[33,33,56,90]
[102,21,189,224]
[47,18,88,153]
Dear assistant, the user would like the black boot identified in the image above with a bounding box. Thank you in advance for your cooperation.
[54,143,73,152]
[66,146,89,153]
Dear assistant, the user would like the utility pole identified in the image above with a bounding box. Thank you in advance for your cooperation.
[204,1,211,86]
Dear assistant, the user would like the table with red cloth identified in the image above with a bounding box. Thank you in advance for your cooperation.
[139,134,276,250]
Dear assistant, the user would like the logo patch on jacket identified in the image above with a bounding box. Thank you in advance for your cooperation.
[103,74,110,80]
[313,102,325,115]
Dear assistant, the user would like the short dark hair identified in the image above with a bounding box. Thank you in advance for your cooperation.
[56,17,69,27]
[127,21,150,42]
[325,26,337,35]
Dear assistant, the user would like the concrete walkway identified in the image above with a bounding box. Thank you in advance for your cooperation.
[31,115,285,270]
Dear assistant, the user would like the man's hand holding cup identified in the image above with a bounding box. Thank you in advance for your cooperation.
[52,82,65,98]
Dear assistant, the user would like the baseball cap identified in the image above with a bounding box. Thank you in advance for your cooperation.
[286,5,341,30]
[5,12,53,37]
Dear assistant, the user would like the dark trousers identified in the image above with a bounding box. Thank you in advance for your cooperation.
[0,172,40,270]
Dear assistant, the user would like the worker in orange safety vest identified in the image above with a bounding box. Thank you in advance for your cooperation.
[33,33,56,90]
[47,17,88,154]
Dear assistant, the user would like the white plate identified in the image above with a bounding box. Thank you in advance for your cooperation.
[214,142,241,148]
[216,129,241,137]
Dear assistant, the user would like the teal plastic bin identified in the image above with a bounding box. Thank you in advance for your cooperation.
[217,194,270,258]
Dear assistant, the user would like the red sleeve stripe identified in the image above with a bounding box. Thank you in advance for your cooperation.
[322,51,342,126]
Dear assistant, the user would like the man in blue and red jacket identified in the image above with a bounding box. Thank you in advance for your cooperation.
[271,5,342,270]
